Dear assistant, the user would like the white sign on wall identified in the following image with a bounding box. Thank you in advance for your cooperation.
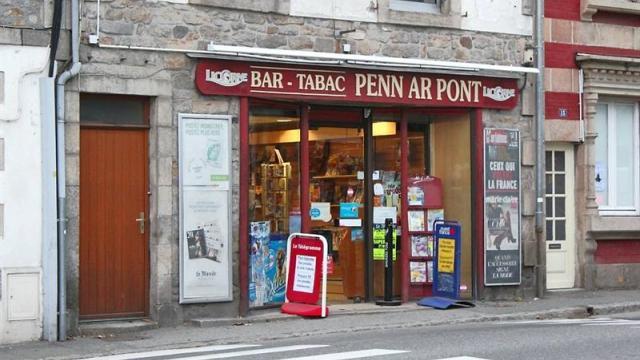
[179,114,233,303]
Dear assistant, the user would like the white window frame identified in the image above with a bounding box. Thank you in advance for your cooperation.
[595,99,640,216]
[390,0,440,13]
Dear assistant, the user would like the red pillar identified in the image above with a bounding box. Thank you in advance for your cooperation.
[400,111,409,302]
[300,105,310,233]
[239,97,249,316]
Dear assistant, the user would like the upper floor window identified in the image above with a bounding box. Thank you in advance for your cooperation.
[594,100,640,215]
[390,0,440,13]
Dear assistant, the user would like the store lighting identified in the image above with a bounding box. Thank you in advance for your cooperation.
[276,118,294,123]
[372,122,397,137]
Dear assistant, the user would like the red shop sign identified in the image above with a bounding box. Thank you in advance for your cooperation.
[281,233,328,318]
[195,60,519,109]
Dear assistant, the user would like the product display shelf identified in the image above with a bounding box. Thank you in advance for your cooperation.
[406,176,443,295]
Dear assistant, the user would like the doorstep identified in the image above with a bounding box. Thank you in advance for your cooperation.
[79,318,158,337]
[190,302,426,328]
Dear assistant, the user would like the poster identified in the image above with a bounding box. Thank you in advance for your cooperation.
[373,224,397,261]
[179,114,232,303]
[180,189,232,301]
[180,115,230,189]
[249,221,287,308]
[484,128,521,286]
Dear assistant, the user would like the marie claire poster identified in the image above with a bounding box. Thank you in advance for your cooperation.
[484,128,521,286]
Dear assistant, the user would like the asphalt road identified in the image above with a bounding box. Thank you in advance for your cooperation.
[69,312,640,360]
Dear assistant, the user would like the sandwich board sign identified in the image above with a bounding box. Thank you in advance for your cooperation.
[281,233,329,318]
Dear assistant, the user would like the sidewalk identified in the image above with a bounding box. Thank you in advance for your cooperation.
[2,289,640,360]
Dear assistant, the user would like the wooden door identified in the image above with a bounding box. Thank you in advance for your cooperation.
[80,127,149,319]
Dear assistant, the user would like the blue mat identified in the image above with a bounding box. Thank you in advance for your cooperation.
[417,296,475,310]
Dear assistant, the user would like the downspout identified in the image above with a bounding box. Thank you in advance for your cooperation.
[535,0,546,298]
[56,0,81,341]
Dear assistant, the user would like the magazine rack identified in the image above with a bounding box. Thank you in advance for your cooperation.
[406,176,443,298]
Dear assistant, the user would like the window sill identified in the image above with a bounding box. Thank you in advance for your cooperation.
[590,215,640,240]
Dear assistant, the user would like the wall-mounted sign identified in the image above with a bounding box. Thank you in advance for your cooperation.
[196,60,519,109]
[179,114,233,303]
[484,128,521,286]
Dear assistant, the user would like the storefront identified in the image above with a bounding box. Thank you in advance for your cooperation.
[190,56,532,312]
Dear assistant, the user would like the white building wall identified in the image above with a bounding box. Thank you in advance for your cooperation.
[461,0,532,35]
[0,45,49,344]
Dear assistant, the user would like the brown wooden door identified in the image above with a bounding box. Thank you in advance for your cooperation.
[80,127,149,319]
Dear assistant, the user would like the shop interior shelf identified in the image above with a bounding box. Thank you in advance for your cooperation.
[312,174,358,180]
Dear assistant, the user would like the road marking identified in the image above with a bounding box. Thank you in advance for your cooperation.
[278,349,409,360]
[502,318,640,327]
[433,357,490,360]
[81,344,259,360]
[169,345,329,360]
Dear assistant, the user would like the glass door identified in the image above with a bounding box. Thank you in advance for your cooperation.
[370,109,402,298]
[306,106,366,303]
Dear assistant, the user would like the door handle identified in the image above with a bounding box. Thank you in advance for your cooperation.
[136,212,145,234]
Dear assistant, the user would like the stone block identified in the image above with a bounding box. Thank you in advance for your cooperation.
[382,43,419,58]
[257,34,287,48]
[313,37,335,53]
[156,244,173,277]
[153,215,174,246]
[0,28,21,45]
[357,39,381,55]
[596,23,633,49]
[243,12,265,25]
[544,120,580,142]
[65,154,79,187]
[635,28,640,50]
[191,98,230,114]
[101,20,135,35]
[157,126,176,157]
[573,21,597,45]
[289,36,313,50]
[158,156,173,187]
[157,185,173,217]
[551,19,572,44]
[523,240,537,266]
[595,263,625,288]
[521,75,535,116]
[21,28,50,47]
[521,139,536,166]
[550,68,577,93]
[154,97,173,127]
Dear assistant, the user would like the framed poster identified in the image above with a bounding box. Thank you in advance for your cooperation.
[484,128,521,286]
[179,114,230,189]
[179,114,233,303]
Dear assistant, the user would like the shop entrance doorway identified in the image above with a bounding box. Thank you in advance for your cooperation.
[247,101,473,306]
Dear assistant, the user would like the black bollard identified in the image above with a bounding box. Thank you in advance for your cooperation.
[376,218,401,306]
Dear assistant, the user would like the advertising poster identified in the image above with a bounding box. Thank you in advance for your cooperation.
[249,221,287,308]
[484,128,521,286]
[180,115,230,189]
[179,114,232,303]
[181,189,231,301]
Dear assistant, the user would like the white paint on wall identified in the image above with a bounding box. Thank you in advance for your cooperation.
[0,45,49,344]
[461,0,532,35]
[290,0,377,23]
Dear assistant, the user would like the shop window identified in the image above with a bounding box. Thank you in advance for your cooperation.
[594,101,640,215]
[248,105,300,308]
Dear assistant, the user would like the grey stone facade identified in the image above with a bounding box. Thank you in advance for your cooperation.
[3,0,539,333]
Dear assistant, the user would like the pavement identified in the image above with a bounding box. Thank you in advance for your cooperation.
[2,288,640,360]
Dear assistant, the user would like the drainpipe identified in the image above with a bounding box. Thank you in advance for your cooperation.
[535,0,546,299]
[55,0,81,341]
